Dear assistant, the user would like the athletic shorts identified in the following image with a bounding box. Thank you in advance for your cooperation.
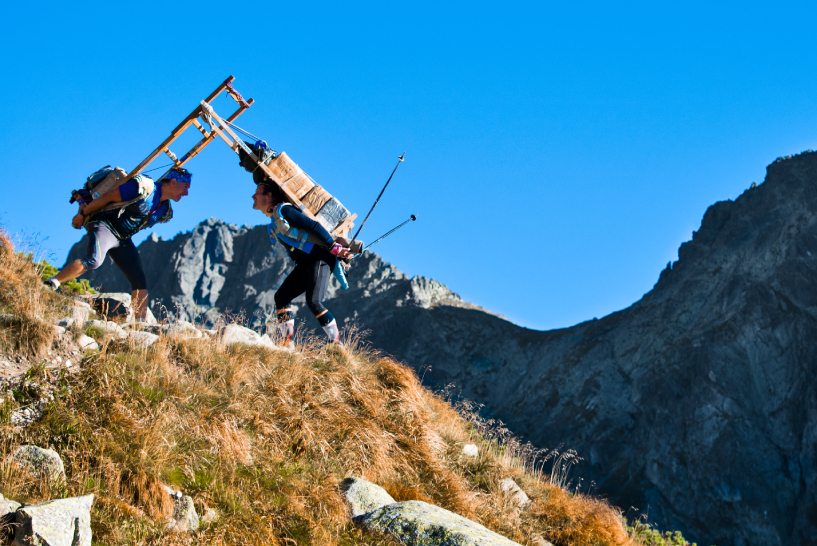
[80,222,147,291]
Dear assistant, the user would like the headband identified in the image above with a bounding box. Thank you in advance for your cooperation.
[161,170,192,185]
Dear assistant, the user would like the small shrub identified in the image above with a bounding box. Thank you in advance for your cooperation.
[627,517,706,546]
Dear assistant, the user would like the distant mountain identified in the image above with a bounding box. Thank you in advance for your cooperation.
[67,151,817,546]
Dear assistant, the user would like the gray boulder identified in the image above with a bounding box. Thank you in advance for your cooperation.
[0,492,21,516]
[127,331,159,348]
[63,306,89,324]
[498,478,530,508]
[340,477,396,517]
[164,321,202,339]
[359,500,520,546]
[84,320,127,340]
[76,336,98,351]
[166,495,199,533]
[221,324,260,346]
[10,446,65,483]
[12,494,93,546]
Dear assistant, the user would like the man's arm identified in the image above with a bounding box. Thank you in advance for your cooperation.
[72,187,123,228]
[72,177,150,229]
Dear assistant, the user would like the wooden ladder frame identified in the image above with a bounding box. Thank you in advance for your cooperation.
[199,100,357,238]
[119,75,254,187]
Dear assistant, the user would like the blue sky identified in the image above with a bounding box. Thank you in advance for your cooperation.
[2,1,816,330]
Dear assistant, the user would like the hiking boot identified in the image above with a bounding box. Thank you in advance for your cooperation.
[44,277,60,291]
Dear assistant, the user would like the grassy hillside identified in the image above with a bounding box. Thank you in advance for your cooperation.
[0,229,687,546]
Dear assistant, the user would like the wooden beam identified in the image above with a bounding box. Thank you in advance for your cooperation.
[200,101,320,220]
[192,119,209,138]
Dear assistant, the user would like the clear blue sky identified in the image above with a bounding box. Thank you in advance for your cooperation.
[2,1,816,330]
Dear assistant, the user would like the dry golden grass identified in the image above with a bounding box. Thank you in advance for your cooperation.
[0,229,63,356]
[0,232,636,546]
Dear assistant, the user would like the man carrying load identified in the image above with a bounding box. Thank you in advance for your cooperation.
[45,167,192,321]
[251,182,352,347]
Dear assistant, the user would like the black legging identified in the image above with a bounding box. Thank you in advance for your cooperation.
[80,222,148,290]
[274,257,332,318]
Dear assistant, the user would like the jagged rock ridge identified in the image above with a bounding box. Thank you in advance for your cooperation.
[67,151,817,546]
[66,218,487,330]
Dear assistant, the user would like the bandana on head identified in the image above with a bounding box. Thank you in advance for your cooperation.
[161,169,192,185]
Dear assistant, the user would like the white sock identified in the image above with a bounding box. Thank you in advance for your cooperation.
[278,319,294,343]
[46,277,60,289]
[322,319,339,343]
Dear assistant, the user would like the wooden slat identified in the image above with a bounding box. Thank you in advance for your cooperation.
[163,148,182,167]
[192,119,209,138]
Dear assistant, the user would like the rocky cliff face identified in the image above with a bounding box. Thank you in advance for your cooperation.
[66,151,817,546]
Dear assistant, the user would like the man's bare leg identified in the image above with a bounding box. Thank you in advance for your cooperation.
[132,289,148,321]
[55,260,86,284]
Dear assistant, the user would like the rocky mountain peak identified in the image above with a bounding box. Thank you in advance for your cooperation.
[65,151,817,545]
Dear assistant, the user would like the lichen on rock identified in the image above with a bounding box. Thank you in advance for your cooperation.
[340,477,396,517]
[360,500,520,546]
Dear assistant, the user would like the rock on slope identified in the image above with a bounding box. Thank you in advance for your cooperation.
[67,151,817,546]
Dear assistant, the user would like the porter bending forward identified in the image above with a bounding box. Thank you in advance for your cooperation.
[46,168,192,320]
[251,183,352,346]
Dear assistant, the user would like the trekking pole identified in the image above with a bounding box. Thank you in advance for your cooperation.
[363,215,417,252]
[349,152,405,247]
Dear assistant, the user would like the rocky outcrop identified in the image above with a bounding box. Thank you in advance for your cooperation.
[10,445,66,483]
[166,496,199,533]
[360,500,520,546]
[498,478,529,508]
[340,477,396,518]
[12,494,93,546]
[341,477,520,545]
[65,151,817,546]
